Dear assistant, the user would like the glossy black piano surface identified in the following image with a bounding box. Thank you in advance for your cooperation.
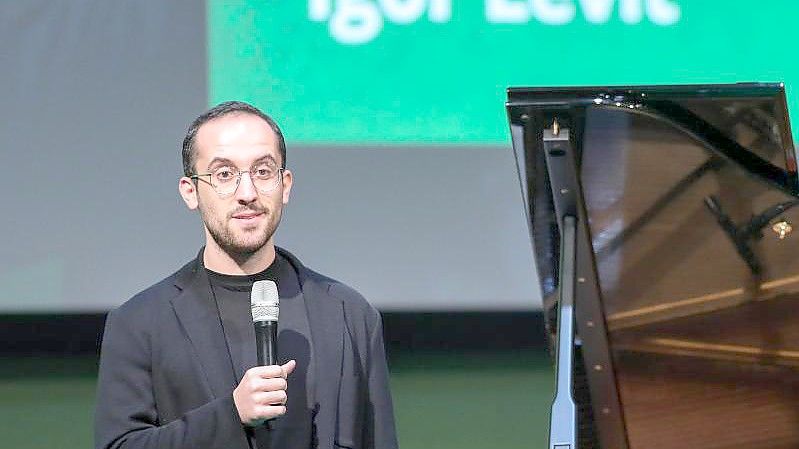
[507,84,799,449]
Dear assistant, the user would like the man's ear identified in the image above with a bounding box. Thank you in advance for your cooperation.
[281,169,293,205]
[178,176,199,210]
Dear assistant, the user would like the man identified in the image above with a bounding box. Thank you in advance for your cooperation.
[95,101,398,449]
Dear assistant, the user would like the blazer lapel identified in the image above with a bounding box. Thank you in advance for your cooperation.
[283,248,345,447]
[279,248,345,403]
[170,258,238,399]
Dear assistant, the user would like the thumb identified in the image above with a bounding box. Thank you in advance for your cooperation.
[281,359,297,378]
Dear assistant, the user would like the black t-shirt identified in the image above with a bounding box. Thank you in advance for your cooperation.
[206,252,313,449]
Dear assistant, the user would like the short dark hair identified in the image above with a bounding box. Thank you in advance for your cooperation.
[181,101,286,176]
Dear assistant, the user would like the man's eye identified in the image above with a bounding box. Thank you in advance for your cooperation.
[253,166,275,178]
[214,168,236,182]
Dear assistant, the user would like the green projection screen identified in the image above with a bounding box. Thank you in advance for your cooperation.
[210,1,799,145]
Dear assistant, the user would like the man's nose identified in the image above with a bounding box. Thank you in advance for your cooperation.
[235,172,258,202]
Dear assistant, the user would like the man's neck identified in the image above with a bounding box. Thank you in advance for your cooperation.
[202,240,277,275]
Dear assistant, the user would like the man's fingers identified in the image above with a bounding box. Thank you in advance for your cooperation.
[243,404,287,426]
[281,360,296,378]
[245,364,287,379]
[253,389,288,406]
[244,360,296,380]
[255,404,287,419]
[247,377,287,393]
[235,362,294,426]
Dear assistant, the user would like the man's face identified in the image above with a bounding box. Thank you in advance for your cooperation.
[179,113,293,256]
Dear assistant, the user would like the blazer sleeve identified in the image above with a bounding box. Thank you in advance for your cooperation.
[363,310,399,449]
[94,308,246,449]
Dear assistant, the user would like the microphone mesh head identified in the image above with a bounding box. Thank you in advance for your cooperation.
[251,280,279,322]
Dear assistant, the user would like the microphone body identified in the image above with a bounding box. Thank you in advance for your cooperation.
[251,280,280,366]
[255,320,278,366]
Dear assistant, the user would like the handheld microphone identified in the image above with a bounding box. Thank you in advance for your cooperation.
[251,280,279,366]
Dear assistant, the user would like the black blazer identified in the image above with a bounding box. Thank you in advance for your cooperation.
[95,248,398,449]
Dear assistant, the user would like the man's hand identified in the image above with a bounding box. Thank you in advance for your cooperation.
[233,360,296,426]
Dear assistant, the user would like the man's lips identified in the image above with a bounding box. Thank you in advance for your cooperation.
[231,211,265,220]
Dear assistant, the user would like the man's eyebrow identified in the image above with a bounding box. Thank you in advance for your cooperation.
[252,155,278,166]
[205,155,278,171]
[205,157,234,170]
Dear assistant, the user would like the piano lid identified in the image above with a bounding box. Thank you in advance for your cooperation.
[508,83,799,449]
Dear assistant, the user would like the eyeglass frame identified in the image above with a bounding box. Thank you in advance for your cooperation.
[189,166,286,197]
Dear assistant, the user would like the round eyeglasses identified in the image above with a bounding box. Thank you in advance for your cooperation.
[190,163,284,197]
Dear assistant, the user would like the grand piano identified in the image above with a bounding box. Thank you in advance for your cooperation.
[506,84,799,449]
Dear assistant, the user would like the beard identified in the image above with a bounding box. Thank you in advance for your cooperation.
[198,200,283,257]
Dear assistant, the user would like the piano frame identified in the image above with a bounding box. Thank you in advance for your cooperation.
[506,83,797,449]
